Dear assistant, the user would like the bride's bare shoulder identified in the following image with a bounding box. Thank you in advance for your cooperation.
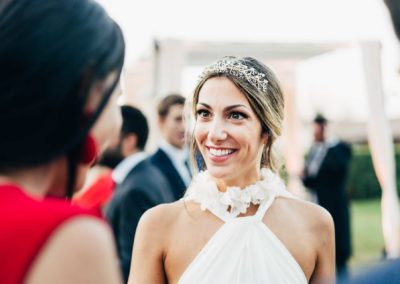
[137,200,193,235]
[273,196,334,233]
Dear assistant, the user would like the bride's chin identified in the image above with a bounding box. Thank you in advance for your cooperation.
[207,167,231,180]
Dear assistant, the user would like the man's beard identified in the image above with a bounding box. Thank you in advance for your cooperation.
[97,146,124,169]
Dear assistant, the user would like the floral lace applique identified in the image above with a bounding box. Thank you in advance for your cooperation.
[185,168,288,219]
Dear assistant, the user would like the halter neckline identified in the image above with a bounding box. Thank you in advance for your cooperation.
[185,168,290,222]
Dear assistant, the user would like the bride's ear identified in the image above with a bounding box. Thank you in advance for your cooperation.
[261,129,269,145]
[263,134,268,145]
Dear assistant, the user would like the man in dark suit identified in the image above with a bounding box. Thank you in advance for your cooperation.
[302,114,352,277]
[105,106,174,282]
[150,94,192,200]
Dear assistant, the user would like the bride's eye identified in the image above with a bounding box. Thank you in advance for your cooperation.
[196,109,211,119]
[228,111,247,120]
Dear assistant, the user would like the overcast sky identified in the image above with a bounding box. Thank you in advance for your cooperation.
[97,0,396,61]
[97,0,400,121]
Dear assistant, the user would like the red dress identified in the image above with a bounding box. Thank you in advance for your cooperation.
[72,171,115,211]
[0,183,102,284]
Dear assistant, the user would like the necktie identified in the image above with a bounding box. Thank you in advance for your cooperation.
[184,159,192,178]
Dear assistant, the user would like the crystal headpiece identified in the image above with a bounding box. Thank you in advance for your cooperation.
[200,57,269,92]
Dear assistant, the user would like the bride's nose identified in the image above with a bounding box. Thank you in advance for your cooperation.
[208,118,228,143]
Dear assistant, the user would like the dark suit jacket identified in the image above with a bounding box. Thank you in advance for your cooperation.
[303,141,352,266]
[105,158,174,282]
[149,148,187,200]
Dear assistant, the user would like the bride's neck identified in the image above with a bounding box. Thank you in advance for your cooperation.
[213,170,262,192]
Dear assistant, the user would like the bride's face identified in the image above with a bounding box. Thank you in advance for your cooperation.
[194,76,267,188]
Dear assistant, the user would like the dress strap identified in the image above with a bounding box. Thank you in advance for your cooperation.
[254,194,276,220]
[207,208,231,223]
[255,188,295,220]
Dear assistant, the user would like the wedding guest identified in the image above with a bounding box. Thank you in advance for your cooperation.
[105,106,175,282]
[302,114,352,277]
[72,147,123,211]
[0,0,125,283]
[150,94,192,200]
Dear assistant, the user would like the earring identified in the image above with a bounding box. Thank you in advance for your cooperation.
[79,135,98,165]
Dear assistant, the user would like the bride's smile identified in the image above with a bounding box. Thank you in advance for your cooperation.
[194,76,267,188]
[206,146,237,160]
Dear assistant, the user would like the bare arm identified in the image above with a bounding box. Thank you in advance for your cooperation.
[128,205,169,284]
[26,217,123,284]
[310,210,336,284]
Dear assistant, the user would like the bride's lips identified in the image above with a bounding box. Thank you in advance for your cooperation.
[206,146,237,163]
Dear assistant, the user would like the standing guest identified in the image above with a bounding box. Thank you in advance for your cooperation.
[302,114,352,277]
[73,129,124,212]
[72,146,123,211]
[105,106,175,282]
[150,94,192,200]
[129,56,335,284]
[0,0,125,283]
[72,164,116,211]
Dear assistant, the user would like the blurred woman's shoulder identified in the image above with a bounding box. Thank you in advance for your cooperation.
[26,216,122,284]
[0,183,121,284]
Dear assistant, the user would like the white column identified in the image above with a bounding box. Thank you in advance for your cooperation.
[154,39,185,97]
[279,62,309,199]
[360,41,400,258]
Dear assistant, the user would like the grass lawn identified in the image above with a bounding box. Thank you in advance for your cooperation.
[349,198,385,269]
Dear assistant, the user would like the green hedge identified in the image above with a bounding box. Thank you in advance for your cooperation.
[347,144,400,200]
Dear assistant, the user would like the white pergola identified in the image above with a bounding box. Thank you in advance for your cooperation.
[152,39,400,258]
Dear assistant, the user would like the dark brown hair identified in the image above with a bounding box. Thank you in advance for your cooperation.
[158,94,185,118]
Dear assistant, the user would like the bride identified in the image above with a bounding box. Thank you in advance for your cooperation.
[128,56,335,284]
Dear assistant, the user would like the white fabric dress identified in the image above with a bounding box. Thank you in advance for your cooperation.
[179,169,308,284]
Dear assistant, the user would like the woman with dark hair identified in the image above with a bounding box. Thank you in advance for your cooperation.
[129,57,334,283]
[0,0,125,283]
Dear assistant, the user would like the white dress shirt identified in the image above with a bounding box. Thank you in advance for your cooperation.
[112,152,148,184]
[307,142,327,177]
[306,139,339,177]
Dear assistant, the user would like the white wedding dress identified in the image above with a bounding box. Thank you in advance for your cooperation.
[178,169,308,284]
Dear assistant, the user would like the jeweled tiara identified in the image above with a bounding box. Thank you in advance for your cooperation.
[199,57,269,92]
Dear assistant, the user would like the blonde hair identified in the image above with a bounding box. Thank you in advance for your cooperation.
[187,56,284,173]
